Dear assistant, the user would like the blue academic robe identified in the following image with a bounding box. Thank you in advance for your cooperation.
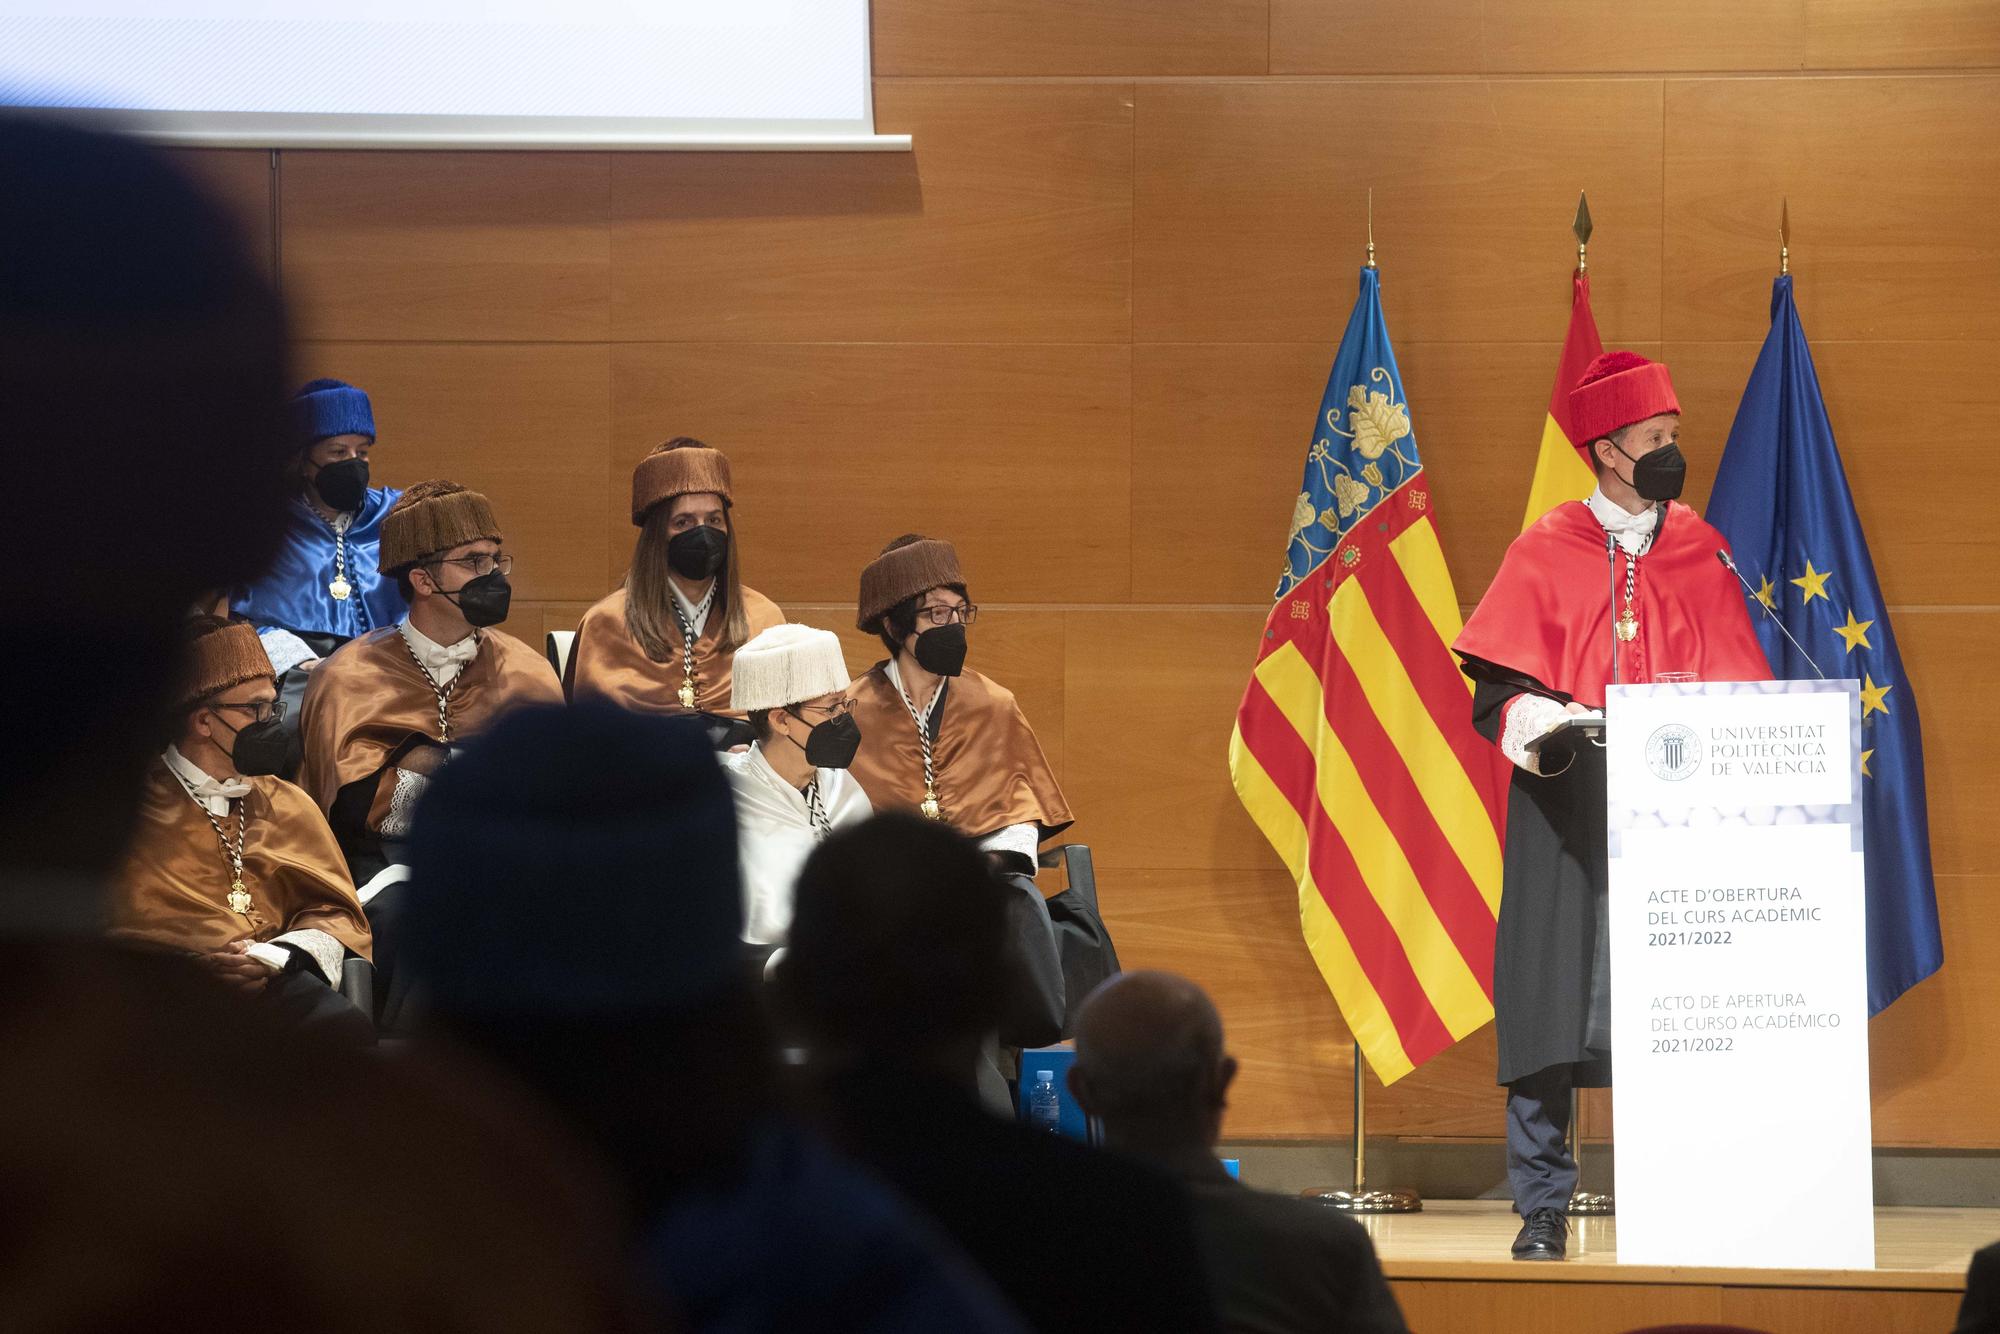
[235,487,406,641]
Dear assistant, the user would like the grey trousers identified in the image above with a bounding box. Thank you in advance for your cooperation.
[1506,1063,1577,1217]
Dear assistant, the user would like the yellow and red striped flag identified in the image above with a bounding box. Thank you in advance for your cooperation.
[1228,266,1512,1083]
[1518,274,1603,530]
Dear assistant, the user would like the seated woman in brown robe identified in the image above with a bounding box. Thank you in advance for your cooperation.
[844,535,1076,1079]
[110,617,372,1035]
[569,438,784,747]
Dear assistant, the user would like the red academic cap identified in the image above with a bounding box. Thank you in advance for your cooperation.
[1568,351,1681,454]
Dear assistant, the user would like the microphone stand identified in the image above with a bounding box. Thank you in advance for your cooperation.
[1569,530,1621,1217]
[1717,550,1829,680]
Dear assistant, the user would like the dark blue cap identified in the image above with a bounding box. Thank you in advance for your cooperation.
[293,377,375,445]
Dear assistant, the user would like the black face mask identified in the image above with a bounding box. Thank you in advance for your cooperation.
[1610,440,1687,502]
[791,711,863,770]
[225,716,298,778]
[312,456,369,512]
[668,525,729,581]
[912,622,967,678]
[444,570,512,627]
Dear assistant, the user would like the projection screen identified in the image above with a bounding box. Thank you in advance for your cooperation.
[0,0,906,150]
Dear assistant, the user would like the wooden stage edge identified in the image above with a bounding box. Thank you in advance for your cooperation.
[1361,1201,1986,1291]
[1365,1203,1982,1333]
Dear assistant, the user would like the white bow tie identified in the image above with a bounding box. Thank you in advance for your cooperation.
[427,637,480,667]
[190,774,252,801]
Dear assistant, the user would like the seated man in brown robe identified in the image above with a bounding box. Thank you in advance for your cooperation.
[570,438,785,747]
[110,617,372,1035]
[300,479,563,882]
[846,536,1071,1078]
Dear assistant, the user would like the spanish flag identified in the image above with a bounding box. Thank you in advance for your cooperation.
[1228,266,1511,1083]
[1518,274,1603,530]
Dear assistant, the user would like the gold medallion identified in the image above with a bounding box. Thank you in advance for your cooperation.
[1615,610,1639,642]
[329,575,352,601]
[677,680,697,709]
[919,793,942,821]
[228,882,252,915]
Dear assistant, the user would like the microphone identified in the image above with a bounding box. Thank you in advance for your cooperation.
[1717,550,1827,680]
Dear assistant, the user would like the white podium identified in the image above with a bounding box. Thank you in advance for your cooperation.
[1605,679,1873,1269]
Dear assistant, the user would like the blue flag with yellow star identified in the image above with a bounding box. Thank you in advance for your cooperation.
[1707,275,1942,1014]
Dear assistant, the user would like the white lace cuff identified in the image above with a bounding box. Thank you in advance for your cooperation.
[979,822,1041,869]
[378,768,430,839]
[259,627,317,676]
[269,928,347,985]
[1500,694,1572,775]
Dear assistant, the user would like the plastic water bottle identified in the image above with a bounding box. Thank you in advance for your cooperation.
[1028,1070,1062,1135]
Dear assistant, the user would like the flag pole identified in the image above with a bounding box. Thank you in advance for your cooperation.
[1300,200,1418,1217]
[1563,185,1616,1219]
[1780,198,1791,276]
[1304,1041,1422,1213]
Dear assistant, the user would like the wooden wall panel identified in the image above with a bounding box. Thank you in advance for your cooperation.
[1870,875,2000,1147]
[293,342,612,605]
[1893,611,2000,879]
[874,0,1269,76]
[1273,0,1802,74]
[1062,608,1270,870]
[1392,1280,1960,1334]
[609,342,1133,603]
[1664,77,2000,343]
[281,152,611,343]
[1665,340,2000,607]
[266,0,2000,1149]
[1392,1279,1722,1331]
[609,83,1133,344]
[1132,341,1667,607]
[1134,80,1666,345]
[1805,0,2000,68]
[1718,1285,1964,1334]
[165,149,274,279]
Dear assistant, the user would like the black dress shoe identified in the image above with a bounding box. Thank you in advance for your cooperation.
[1512,1206,1568,1261]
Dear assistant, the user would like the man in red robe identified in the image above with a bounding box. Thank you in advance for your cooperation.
[1454,352,1772,1261]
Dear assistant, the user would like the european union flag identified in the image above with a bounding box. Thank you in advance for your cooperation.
[1707,275,1942,1014]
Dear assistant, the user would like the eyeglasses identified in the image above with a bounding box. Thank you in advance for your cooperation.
[431,552,514,578]
[795,698,855,720]
[917,603,977,627]
[209,697,285,724]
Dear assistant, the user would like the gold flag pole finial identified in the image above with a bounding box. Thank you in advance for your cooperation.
[1573,190,1593,275]
[1365,187,1377,270]
[1780,198,1791,277]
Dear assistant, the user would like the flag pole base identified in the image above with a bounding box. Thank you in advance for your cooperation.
[1301,1186,1423,1214]
[1568,1190,1615,1215]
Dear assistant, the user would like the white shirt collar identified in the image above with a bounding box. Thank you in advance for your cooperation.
[162,746,251,817]
[671,578,718,635]
[884,658,942,723]
[1584,487,1661,556]
[399,617,479,686]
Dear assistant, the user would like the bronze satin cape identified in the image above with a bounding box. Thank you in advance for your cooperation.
[568,584,786,717]
[845,663,1072,843]
[298,625,564,816]
[109,760,373,959]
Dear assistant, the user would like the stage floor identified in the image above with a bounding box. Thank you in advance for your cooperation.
[1360,1198,1989,1285]
[1356,1200,1991,1333]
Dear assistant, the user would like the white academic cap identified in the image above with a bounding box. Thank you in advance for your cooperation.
[730,624,852,713]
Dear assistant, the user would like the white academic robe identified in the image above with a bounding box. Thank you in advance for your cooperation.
[722,745,873,946]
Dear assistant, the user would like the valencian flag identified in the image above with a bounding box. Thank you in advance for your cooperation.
[1518,274,1604,530]
[1228,266,1512,1083]
[1707,275,1943,1012]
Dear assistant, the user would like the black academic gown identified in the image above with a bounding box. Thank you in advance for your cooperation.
[1467,668,1613,1089]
